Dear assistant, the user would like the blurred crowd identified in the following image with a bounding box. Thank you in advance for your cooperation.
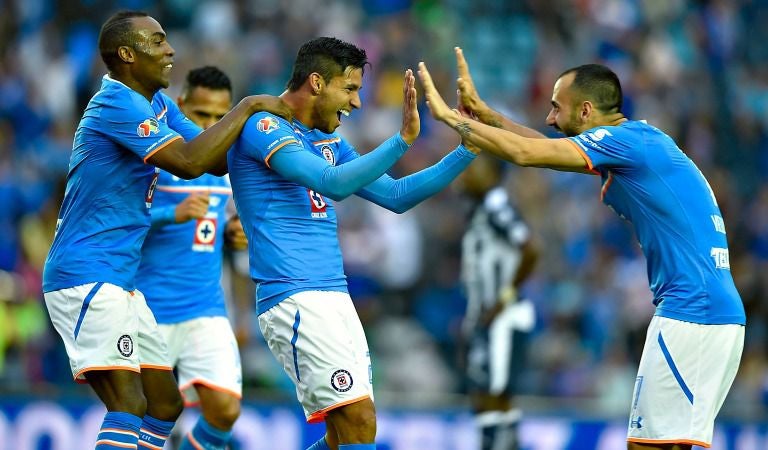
[2,0,768,419]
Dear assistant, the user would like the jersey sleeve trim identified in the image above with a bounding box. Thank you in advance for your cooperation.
[142,135,184,163]
[157,186,232,194]
[565,138,599,175]
[264,139,300,168]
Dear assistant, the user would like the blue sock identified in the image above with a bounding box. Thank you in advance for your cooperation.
[339,445,376,449]
[139,414,175,449]
[306,436,331,450]
[179,417,232,450]
[95,411,141,449]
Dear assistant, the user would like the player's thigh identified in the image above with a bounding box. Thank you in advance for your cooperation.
[172,316,243,405]
[259,291,373,422]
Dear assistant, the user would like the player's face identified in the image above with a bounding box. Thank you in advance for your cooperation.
[179,86,232,130]
[130,16,175,92]
[313,67,363,133]
[546,73,581,137]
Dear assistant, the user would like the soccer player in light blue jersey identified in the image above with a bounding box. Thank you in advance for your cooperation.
[136,66,246,450]
[419,49,745,450]
[41,11,289,450]
[228,37,480,450]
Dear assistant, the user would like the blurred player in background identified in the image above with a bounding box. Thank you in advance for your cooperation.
[418,48,745,450]
[136,66,246,450]
[228,37,480,450]
[459,153,538,450]
[41,10,289,450]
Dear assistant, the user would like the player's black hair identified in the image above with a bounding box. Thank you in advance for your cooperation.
[559,64,623,114]
[98,10,149,72]
[180,66,232,100]
[286,37,369,92]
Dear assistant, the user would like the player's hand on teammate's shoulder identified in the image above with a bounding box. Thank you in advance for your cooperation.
[399,68,420,145]
[175,192,210,223]
[243,95,293,122]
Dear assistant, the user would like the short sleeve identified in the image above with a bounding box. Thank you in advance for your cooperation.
[239,113,303,167]
[99,92,184,162]
[568,126,640,170]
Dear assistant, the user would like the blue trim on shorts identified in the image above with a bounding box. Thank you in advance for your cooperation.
[657,331,694,404]
[291,310,301,382]
[74,282,104,340]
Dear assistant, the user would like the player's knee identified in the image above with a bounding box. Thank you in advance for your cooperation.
[148,391,184,422]
[330,401,377,436]
[205,398,241,430]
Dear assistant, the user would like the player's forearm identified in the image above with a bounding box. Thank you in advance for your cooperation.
[445,115,539,166]
[358,145,477,213]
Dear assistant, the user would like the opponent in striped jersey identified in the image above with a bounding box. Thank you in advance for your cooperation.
[420,50,745,450]
[460,154,538,450]
[229,37,479,450]
[41,12,289,450]
[136,66,245,450]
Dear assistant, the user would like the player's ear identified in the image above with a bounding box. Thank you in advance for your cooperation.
[309,73,323,95]
[581,100,593,122]
[118,45,135,64]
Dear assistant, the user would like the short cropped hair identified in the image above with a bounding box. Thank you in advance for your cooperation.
[98,10,149,72]
[286,37,369,92]
[559,64,623,114]
[181,66,232,100]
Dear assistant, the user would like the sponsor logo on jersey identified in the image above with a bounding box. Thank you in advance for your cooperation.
[321,145,335,165]
[257,116,279,134]
[307,189,328,218]
[137,118,160,137]
[145,167,160,208]
[193,216,217,252]
[587,128,612,142]
[117,335,133,357]
[331,369,353,392]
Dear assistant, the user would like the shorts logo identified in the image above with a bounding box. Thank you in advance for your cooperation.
[331,369,353,392]
[321,145,335,165]
[117,335,133,357]
[137,118,160,137]
[257,116,279,134]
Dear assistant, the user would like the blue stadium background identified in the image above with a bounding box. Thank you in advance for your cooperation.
[1,0,768,448]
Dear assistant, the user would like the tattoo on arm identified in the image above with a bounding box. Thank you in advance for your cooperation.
[454,122,472,138]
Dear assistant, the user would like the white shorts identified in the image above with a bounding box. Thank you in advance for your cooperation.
[258,291,373,423]
[627,316,744,448]
[159,316,242,406]
[44,283,172,382]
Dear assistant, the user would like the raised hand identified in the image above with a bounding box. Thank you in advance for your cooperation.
[174,191,210,223]
[399,69,420,145]
[417,62,459,124]
[455,47,486,116]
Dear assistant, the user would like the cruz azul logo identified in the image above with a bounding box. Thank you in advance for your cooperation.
[193,215,218,252]
[257,116,279,134]
[137,118,160,137]
[307,189,327,218]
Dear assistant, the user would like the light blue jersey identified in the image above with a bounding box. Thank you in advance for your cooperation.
[135,172,231,323]
[569,120,745,325]
[43,75,201,292]
[229,113,476,314]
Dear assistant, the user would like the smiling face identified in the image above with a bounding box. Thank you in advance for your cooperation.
[311,66,363,133]
[545,72,583,137]
[128,16,175,94]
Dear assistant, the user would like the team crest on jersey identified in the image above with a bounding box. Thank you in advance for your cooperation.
[257,116,279,134]
[117,335,133,357]
[307,189,328,218]
[320,145,335,165]
[331,369,353,392]
[137,118,160,137]
[193,217,217,252]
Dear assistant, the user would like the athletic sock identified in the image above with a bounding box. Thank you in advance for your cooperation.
[338,444,376,449]
[477,409,521,450]
[95,411,141,449]
[139,415,175,449]
[306,436,331,450]
[179,417,232,450]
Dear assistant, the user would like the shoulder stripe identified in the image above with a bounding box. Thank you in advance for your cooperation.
[264,139,300,168]
[143,135,183,163]
[565,138,599,175]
